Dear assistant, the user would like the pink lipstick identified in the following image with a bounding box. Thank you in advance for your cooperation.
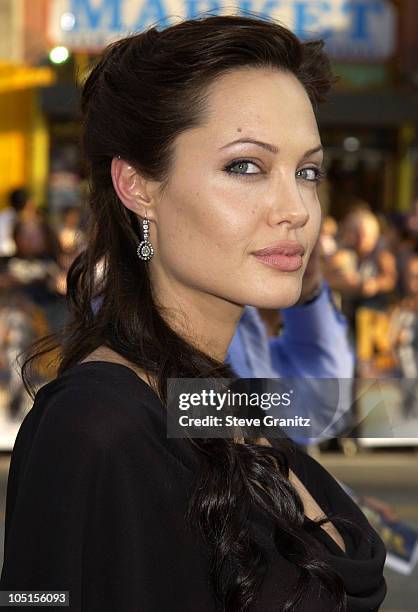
[252,241,305,272]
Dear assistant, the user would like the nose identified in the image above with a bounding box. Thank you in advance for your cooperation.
[267,177,309,230]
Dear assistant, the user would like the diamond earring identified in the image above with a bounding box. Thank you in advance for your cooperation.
[137,214,154,261]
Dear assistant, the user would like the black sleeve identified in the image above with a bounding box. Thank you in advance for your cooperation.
[0,382,157,611]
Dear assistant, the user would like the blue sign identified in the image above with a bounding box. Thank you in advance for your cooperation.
[48,0,397,60]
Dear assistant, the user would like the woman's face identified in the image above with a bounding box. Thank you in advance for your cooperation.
[151,67,323,310]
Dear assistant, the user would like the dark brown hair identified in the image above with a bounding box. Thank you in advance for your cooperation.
[22,14,350,611]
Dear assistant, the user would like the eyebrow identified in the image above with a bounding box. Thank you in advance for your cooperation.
[220,138,323,158]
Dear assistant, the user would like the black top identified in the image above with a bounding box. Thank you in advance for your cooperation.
[0,362,387,611]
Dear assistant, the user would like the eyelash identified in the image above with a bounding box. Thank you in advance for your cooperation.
[223,159,327,183]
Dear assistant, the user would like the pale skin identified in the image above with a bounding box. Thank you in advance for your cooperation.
[81,67,346,552]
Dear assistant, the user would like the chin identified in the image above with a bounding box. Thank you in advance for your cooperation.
[243,282,303,310]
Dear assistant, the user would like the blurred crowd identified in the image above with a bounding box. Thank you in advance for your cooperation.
[320,200,418,401]
[1,185,418,424]
[0,188,86,419]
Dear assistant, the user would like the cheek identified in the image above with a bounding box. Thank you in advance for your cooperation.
[157,180,257,264]
[303,194,322,241]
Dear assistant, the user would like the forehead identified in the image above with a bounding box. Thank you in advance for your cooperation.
[177,67,320,153]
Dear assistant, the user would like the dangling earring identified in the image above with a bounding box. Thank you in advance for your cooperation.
[137,213,154,261]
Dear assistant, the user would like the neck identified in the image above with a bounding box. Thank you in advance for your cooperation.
[152,276,243,362]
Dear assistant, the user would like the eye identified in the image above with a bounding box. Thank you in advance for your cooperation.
[224,159,262,177]
[296,166,327,183]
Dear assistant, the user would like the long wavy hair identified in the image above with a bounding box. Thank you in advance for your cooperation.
[22,14,358,612]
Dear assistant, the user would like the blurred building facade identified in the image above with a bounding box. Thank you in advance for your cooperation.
[0,0,54,210]
[0,0,417,216]
[316,0,418,218]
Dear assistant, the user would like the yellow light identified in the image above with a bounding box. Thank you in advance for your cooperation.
[49,46,70,64]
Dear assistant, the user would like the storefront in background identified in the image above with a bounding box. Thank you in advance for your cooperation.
[0,0,55,210]
[11,0,418,215]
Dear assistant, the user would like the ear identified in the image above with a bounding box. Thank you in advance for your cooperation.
[111,157,154,219]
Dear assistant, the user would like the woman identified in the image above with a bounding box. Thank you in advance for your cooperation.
[0,15,386,612]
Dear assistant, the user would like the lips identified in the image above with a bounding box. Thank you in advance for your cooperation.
[252,241,305,257]
[252,241,305,272]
